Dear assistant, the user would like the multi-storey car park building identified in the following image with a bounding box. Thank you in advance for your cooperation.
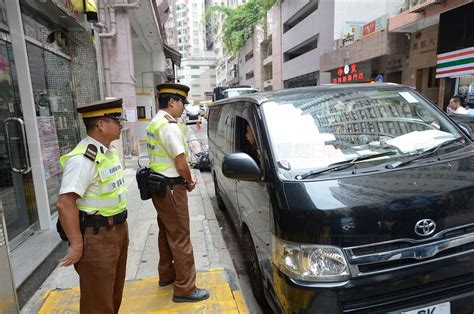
[280,0,404,88]
[230,0,405,90]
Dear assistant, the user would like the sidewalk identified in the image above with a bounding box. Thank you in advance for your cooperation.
[22,130,248,313]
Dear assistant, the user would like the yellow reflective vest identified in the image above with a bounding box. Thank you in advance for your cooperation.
[60,144,127,216]
[146,114,188,173]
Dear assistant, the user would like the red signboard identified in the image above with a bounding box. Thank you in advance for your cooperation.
[363,21,376,36]
[331,62,371,84]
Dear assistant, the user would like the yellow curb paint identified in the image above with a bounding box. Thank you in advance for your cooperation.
[39,269,248,313]
[232,290,249,314]
[39,287,80,314]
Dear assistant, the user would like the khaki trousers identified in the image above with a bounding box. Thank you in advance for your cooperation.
[151,184,197,296]
[74,222,129,314]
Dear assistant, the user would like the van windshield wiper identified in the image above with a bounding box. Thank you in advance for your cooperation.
[296,151,398,180]
[385,137,465,169]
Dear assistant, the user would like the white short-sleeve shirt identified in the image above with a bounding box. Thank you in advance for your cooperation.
[59,136,114,197]
[455,106,468,115]
[153,110,186,177]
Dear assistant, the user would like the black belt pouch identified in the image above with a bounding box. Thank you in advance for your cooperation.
[136,166,151,200]
[148,172,167,197]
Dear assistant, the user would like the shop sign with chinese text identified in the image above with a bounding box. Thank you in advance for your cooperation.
[331,62,372,84]
[410,25,438,68]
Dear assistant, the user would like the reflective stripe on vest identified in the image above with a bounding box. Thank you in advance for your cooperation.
[146,115,188,173]
[60,144,127,216]
[77,190,127,209]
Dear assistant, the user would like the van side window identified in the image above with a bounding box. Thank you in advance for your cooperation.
[214,105,233,154]
[235,116,260,165]
[207,105,221,140]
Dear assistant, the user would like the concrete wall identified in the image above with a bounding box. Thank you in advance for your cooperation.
[133,37,158,145]
[281,0,334,82]
[69,30,101,138]
[269,3,283,90]
[238,28,259,89]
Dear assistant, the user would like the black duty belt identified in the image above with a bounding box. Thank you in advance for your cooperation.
[85,210,127,230]
[167,176,186,186]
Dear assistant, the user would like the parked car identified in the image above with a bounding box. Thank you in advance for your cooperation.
[184,104,200,123]
[208,83,474,313]
[449,113,474,137]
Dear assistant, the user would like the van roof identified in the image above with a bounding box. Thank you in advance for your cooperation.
[210,83,408,106]
[223,87,258,91]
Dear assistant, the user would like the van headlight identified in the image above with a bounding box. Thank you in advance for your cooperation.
[272,235,350,282]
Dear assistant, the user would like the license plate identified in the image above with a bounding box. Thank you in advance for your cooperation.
[402,301,450,314]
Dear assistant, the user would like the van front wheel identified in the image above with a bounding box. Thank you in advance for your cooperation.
[243,231,266,305]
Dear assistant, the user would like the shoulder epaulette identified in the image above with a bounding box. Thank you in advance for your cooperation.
[83,144,98,162]
[164,115,177,124]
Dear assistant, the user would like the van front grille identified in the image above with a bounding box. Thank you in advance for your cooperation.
[344,224,474,277]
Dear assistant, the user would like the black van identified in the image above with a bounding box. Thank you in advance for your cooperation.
[208,84,474,313]
[212,85,251,101]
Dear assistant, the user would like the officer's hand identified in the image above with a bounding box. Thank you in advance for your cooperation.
[59,243,83,267]
[186,181,196,192]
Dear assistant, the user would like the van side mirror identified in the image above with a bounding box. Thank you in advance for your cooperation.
[222,153,261,181]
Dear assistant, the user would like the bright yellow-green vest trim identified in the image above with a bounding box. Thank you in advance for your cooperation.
[146,115,188,173]
[60,144,127,216]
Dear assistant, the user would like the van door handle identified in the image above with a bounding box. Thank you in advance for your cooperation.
[4,117,31,174]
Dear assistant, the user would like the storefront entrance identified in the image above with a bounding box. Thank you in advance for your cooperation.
[0,39,38,245]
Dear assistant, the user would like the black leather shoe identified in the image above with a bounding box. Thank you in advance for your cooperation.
[172,288,210,303]
[158,280,174,287]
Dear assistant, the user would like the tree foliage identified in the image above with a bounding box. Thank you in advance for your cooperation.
[206,0,277,55]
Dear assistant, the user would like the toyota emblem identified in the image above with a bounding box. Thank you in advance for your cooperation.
[414,219,436,236]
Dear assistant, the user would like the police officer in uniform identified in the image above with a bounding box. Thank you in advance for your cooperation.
[56,98,129,313]
[146,83,209,302]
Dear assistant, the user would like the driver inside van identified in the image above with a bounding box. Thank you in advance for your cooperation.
[245,125,260,164]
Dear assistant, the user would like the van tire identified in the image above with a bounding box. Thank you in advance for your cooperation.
[243,230,266,306]
[214,174,226,211]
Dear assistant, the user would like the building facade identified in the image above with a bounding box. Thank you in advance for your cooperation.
[213,0,246,87]
[166,0,217,104]
[281,0,404,88]
[320,12,410,87]
[238,3,283,91]
[389,0,472,109]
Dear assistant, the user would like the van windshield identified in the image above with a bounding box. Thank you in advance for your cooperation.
[261,87,466,174]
